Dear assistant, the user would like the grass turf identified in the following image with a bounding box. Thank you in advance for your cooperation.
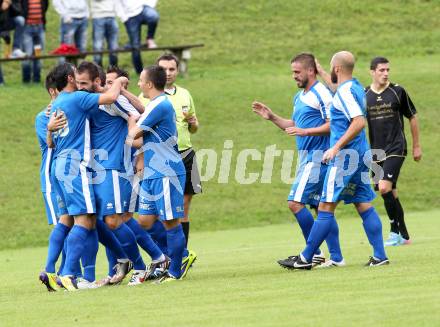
[1,209,439,327]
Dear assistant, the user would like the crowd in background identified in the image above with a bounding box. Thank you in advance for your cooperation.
[0,0,160,85]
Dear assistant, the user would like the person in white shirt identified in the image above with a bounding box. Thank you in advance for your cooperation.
[114,0,159,74]
[53,0,89,52]
[90,0,118,67]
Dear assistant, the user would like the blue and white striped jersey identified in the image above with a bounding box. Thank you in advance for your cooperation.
[35,109,53,193]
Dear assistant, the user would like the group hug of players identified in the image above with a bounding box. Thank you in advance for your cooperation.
[252,51,421,269]
[36,54,201,291]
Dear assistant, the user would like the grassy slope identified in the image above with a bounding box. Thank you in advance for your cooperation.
[1,0,440,248]
[1,210,439,327]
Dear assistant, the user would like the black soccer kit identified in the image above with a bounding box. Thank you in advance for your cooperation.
[365,83,417,188]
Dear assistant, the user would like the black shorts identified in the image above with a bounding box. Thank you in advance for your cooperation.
[373,156,405,191]
[179,148,202,195]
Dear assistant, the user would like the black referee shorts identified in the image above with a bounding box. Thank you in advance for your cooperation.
[179,148,202,195]
[373,156,405,191]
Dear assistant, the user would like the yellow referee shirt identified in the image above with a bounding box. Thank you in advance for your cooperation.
[139,84,196,151]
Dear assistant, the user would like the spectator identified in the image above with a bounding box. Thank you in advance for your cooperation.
[114,0,159,74]
[1,0,26,58]
[90,0,118,67]
[21,0,49,83]
[53,0,88,52]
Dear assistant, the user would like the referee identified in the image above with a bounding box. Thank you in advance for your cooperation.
[365,56,422,246]
[140,54,202,247]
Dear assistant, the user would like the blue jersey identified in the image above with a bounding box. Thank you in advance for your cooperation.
[50,91,100,165]
[136,94,185,179]
[330,79,369,154]
[35,109,52,192]
[89,95,139,171]
[292,81,332,161]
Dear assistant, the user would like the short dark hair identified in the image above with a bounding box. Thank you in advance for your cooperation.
[144,65,167,90]
[156,53,180,68]
[45,70,57,92]
[291,53,317,74]
[370,56,389,70]
[107,65,130,79]
[52,63,75,91]
[96,65,106,87]
[76,61,100,81]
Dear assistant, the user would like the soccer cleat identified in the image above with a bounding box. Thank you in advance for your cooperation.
[312,252,326,267]
[180,250,197,279]
[154,272,178,284]
[145,256,170,281]
[278,255,312,270]
[365,256,390,267]
[39,271,59,292]
[94,276,112,288]
[109,260,133,285]
[127,270,146,286]
[56,275,78,291]
[76,278,98,290]
[401,238,412,245]
[317,259,346,268]
[384,232,401,246]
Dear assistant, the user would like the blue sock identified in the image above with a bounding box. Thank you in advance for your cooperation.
[112,224,146,271]
[81,228,99,282]
[45,223,70,273]
[324,216,343,262]
[294,207,321,255]
[301,211,335,263]
[105,247,118,277]
[63,225,89,276]
[125,218,163,261]
[166,224,186,278]
[360,207,387,260]
[57,239,67,276]
[147,220,168,256]
[96,219,127,260]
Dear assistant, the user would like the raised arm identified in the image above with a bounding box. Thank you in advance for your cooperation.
[252,101,294,130]
[98,77,128,105]
[126,114,144,148]
[121,88,145,114]
[315,59,337,93]
[409,114,422,161]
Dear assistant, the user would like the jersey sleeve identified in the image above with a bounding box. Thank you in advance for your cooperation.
[113,95,141,121]
[78,92,100,112]
[313,84,333,120]
[136,106,162,131]
[398,86,417,118]
[339,85,364,119]
[35,114,47,147]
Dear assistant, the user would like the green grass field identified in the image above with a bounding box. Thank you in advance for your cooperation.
[1,0,440,325]
[1,210,439,327]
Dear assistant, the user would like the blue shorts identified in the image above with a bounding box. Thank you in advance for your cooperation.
[138,175,185,221]
[320,160,376,204]
[93,169,124,219]
[52,158,96,216]
[119,173,141,214]
[42,191,59,225]
[288,161,328,206]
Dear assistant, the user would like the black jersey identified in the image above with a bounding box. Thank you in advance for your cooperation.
[365,83,416,161]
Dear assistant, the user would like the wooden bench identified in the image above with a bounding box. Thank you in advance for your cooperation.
[0,43,204,76]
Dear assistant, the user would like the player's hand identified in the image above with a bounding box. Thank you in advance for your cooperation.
[252,101,273,120]
[322,147,339,164]
[285,126,308,136]
[63,16,72,24]
[45,103,52,117]
[47,111,67,132]
[117,76,129,89]
[186,115,198,126]
[413,145,422,162]
[127,112,139,124]
[315,58,323,75]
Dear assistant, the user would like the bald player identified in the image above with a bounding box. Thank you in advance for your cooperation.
[285,51,389,269]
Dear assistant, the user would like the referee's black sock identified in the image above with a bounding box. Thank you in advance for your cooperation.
[395,198,410,240]
[382,191,400,234]
[182,222,190,247]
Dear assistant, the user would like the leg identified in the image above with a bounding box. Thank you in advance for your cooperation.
[107,18,119,66]
[74,18,88,52]
[181,194,193,247]
[12,16,25,51]
[141,5,159,46]
[92,18,105,67]
[354,202,388,261]
[32,26,45,83]
[21,26,32,83]
[124,16,143,74]
[378,180,400,235]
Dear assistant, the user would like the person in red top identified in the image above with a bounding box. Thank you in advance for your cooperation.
[20,0,48,83]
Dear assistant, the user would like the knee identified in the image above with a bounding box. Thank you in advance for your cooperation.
[288,201,303,214]
[137,215,155,230]
[105,215,121,230]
